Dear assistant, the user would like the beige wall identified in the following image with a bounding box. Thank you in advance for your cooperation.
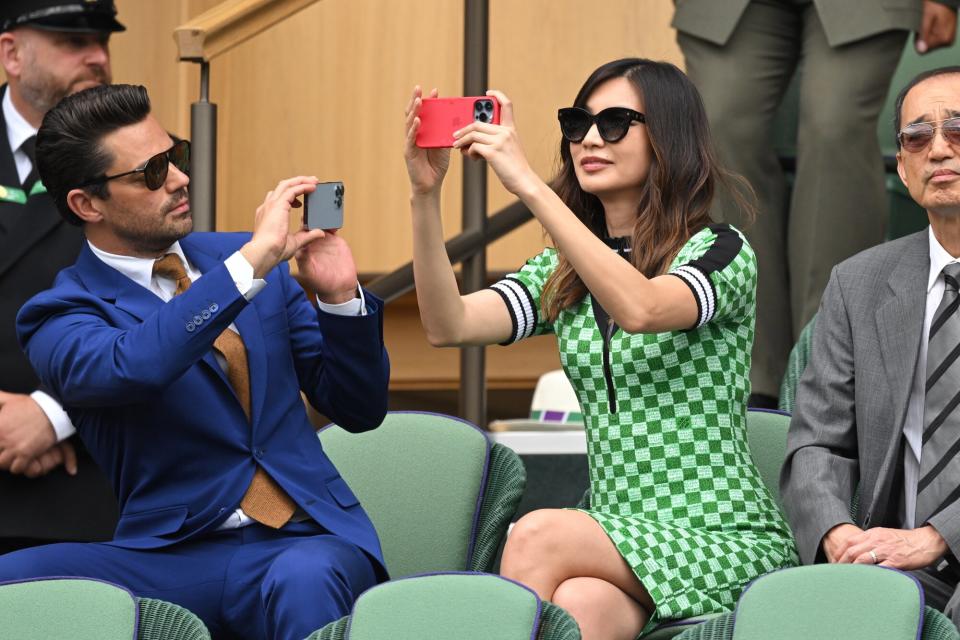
[3,1,682,388]
[103,0,681,273]
[3,1,681,271]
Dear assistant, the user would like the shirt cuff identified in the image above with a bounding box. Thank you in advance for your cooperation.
[316,283,366,316]
[225,251,267,301]
[30,390,76,442]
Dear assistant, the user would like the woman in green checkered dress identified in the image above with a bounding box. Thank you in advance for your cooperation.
[403,58,797,638]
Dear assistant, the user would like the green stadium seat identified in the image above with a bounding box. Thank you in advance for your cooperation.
[307,572,580,640]
[317,411,525,577]
[673,564,959,640]
[778,315,816,414]
[0,577,210,640]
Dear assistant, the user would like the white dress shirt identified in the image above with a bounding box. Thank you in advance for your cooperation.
[903,227,959,528]
[3,87,38,185]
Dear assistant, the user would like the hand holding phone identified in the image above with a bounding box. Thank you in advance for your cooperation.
[415,96,501,148]
[304,181,345,230]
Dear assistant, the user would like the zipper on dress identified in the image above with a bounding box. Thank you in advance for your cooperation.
[603,317,617,413]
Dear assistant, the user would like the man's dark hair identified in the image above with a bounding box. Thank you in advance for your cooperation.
[893,66,960,150]
[36,84,151,225]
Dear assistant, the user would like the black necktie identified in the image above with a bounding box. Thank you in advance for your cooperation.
[21,136,39,191]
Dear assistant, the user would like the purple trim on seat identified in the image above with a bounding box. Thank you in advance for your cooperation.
[343,571,543,640]
[0,576,140,639]
[889,567,926,640]
[318,411,493,571]
[542,410,565,422]
[731,565,924,639]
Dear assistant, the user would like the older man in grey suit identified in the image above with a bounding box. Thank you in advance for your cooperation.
[781,66,960,624]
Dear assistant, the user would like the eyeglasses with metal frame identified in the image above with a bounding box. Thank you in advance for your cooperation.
[898,117,960,153]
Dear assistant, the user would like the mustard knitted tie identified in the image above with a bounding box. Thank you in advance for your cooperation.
[153,253,296,528]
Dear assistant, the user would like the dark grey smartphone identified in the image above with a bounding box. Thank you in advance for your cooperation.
[305,181,344,230]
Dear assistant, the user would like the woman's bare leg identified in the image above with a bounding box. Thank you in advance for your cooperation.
[500,509,655,637]
[552,577,649,640]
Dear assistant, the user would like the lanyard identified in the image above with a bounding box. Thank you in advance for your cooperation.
[0,181,47,204]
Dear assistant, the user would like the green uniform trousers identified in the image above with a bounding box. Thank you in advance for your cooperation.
[678,0,907,396]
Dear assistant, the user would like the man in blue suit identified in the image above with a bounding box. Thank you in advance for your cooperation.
[0,84,390,640]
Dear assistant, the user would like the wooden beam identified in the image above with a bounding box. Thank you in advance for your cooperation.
[174,0,319,62]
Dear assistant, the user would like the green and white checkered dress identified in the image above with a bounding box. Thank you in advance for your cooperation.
[489,224,798,628]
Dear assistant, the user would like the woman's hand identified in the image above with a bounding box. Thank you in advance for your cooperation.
[452,90,539,197]
[404,86,451,197]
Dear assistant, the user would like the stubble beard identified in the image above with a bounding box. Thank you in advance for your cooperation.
[19,56,110,116]
[115,188,193,256]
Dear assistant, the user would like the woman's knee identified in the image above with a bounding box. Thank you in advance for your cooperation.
[502,509,571,564]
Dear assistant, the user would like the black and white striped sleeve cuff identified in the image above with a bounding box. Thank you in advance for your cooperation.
[489,277,538,345]
[670,265,716,329]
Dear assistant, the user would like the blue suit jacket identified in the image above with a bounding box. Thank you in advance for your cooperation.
[15,232,389,575]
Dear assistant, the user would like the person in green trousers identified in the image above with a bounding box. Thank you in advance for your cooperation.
[674,0,958,407]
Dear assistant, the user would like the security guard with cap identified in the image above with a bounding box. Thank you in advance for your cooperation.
[0,0,123,554]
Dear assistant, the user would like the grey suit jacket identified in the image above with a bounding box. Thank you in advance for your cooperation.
[780,229,960,565]
[672,0,959,48]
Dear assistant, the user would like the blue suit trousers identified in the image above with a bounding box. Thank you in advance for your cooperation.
[0,520,378,640]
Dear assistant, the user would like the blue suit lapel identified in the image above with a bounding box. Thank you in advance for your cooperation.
[77,239,234,394]
[180,235,268,427]
[75,242,163,321]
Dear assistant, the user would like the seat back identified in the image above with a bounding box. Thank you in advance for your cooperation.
[778,315,816,414]
[137,597,211,640]
[318,411,524,577]
[733,565,923,640]
[676,602,957,640]
[744,409,791,506]
[0,577,212,640]
[309,573,580,640]
[0,577,137,640]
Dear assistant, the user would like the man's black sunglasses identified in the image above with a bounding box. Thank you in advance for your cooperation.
[77,140,190,191]
[557,107,645,143]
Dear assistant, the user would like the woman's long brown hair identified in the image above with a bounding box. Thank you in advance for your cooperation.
[542,58,753,322]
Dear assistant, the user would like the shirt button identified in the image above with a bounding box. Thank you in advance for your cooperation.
[254,448,264,459]
[209,303,219,313]
[201,310,211,320]
[193,315,203,325]
[186,322,196,332]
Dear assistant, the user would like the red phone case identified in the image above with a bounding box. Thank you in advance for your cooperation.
[416,96,501,148]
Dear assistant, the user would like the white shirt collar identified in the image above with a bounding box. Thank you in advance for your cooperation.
[3,87,37,161]
[88,240,192,292]
[928,226,960,293]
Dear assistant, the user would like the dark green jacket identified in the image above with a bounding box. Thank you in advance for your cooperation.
[673,0,960,48]
[0,84,117,543]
